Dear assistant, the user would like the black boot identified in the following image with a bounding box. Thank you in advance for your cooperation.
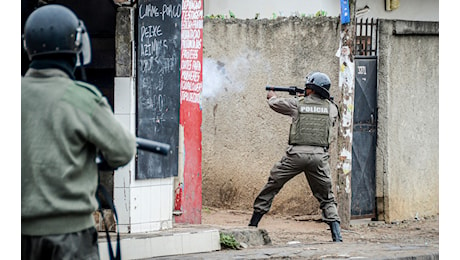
[248,211,264,227]
[329,221,343,242]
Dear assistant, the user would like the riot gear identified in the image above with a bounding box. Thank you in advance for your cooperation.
[23,4,91,66]
[305,72,331,99]
[289,98,331,147]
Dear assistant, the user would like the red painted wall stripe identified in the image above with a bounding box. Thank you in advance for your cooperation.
[177,0,203,224]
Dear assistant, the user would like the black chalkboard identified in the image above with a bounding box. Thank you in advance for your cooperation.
[136,0,181,179]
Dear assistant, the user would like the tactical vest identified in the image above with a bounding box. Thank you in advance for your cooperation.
[289,97,332,147]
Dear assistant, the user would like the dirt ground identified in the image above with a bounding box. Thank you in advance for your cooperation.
[201,207,439,246]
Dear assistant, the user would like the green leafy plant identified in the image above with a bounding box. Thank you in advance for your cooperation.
[220,233,240,250]
[315,10,327,17]
[205,14,226,19]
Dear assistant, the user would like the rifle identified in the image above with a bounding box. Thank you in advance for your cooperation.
[265,85,305,95]
[96,137,170,170]
[265,85,335,102]
[136,137,170,156]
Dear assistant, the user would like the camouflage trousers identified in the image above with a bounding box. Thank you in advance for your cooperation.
[22,227,99,260]
[253,151,340,223]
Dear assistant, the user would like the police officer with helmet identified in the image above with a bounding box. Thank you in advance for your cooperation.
[249,72,343,242]
[21,4,136,259]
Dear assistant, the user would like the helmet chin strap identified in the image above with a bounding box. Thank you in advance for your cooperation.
[78,52,87,81]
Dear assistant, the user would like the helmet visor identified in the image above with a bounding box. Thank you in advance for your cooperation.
[76,21,91,66]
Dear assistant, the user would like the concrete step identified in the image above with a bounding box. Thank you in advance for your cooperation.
[98,226,221,260]
[97,225,272,259]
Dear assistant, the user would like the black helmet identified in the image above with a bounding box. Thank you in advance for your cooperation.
[23,4,91,66]
[305,72,331,99]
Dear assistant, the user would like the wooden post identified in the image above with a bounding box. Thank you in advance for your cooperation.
[336,0,355,228]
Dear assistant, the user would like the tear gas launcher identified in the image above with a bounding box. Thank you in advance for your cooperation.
[265,85,334,101]
[265,86,305,96]
[135,137,170,156]
[97,137,170,170]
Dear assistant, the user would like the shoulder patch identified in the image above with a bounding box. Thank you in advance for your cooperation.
[74,81,102,98]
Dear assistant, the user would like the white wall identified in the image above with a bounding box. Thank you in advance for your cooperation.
[204,0,340,19]
[204,0,439,21]
[114,77,174,233]
[356,0,438,21]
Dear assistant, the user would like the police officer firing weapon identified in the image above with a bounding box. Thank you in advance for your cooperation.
[249,72,343,242]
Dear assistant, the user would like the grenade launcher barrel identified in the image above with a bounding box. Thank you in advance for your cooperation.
[265,86,305,95]
[96,137,170,170]
[265,85,334,101]
[136,137,170,156]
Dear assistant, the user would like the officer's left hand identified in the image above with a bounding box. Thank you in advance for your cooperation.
[267,90,276,100]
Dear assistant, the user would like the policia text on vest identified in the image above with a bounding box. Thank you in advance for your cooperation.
[289,98,332,147]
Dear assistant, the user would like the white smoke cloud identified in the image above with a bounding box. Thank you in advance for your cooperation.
[202,58,228,98]
[202,53,254,99]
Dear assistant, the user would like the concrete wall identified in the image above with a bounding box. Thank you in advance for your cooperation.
[202,17,439,221]
[202,16,341,216]
[376,20,439,222]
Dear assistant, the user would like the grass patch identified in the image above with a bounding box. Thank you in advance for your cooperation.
[219,233,240,250]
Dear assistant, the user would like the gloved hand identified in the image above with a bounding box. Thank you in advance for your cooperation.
[95,153,119,171]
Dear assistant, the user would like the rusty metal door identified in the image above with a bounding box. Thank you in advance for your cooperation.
[351,57,377,219]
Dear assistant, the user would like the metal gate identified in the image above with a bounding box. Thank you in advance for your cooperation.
[351,57,377,219]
